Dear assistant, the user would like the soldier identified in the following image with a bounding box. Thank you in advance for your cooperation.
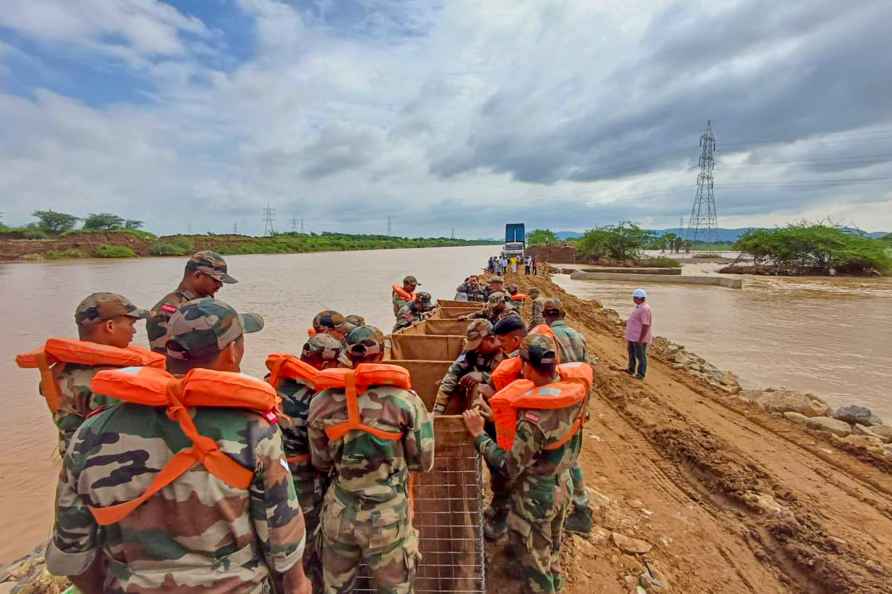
[17,293,154,455]
[528,288,544,327]
[392,275,420,317]
[505,284,529,313]
[456,275,487,302]
[344,314,366,331]
[484,275,505,300]
[47,298,310,594]
[432,320,504,415]
[309,325,435,594]
[146,250,237,352]
[542,298,593,535]
[393,291,434,332]
[493,315,528,358]
[462,292,519,324]
[462,335,590,594]
[311,310,351,343]
[270,334,346,594]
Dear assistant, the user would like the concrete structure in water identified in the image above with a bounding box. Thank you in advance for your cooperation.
[570,270,743,289]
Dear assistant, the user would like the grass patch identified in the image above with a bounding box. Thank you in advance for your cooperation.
[149,237,194,256]
[45,248,87,260]
[94,244,137,258]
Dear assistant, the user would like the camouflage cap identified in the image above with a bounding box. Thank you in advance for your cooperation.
[463,319,493,352]
[506,284,518,294]
[312,310,349,333]
[403,275,420,286]
[542,298,564,315]
[302,333,345,362]
[185,251,237,284]
[488,291,507,305]
[519,334,558,368]
[489,276,504,285]
[415,291,432,303]
[528,287,541,297]
[75,292,148,326]
[344,314,366,330]
[165,298,263,362]
[345,325,385,357]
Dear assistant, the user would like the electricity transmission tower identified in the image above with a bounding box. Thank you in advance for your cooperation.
[290,216,298,233]
[262,203,276,236]
[686,120,718,243]
[386,216,392,235]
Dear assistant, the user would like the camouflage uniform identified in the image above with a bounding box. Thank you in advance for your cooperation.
[392,275,419,317]
[433,320,504,414]
[456,280,487,302]
[530,297,546,327]
[468,293,522,325]
[47,293,148,455]
[47,299,307,593]
[146,251,237,352]
[483,276,504,300]
[472,335,583,594]
[543,301,591,519]
[309,326,435,594]
[274,334,345,594]
[393,293,434,332]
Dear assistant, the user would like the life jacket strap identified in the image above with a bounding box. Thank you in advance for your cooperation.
[89,382,253,525]
[35,351,63,414]
[323,371,403,442]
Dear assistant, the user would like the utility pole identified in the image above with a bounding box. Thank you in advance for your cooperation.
[686,120,718,244]
[451,227,455,239]
[290,216,297,233]
[386,216,392,236]
[233,222,239,235]
[262,203,276,236]
[300,218,304,233]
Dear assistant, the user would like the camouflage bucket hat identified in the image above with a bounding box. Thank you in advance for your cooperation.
[346,325,385,357]
[519,334,558,367]
[166,298,263,362]
[488,291,507,305]
[185,251,237,284]
[403,275,420,286]
[489,276,504,285]
[312,310,349,333]
[542,298,564,315]
[344,314,366,331]
[75,292,148,326]
[302,333,345,362]
[463,319,493,352]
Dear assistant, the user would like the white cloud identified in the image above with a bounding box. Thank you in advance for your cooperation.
[1,0,892,236]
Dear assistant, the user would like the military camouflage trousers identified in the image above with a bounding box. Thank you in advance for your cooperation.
[506,478,571,594]
[569,462,589,509]
[320,488,420,594]
[292,466,328,594]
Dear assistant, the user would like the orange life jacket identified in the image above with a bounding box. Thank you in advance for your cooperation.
[489,324,562,391]
[392,284,416,302]
[510,293,529,302]
[16,339,165,414]
[86,366,279,526]
[265,353,319,391]
[491,362,593,450]
[307,327,317,337]
[313,363,411,442]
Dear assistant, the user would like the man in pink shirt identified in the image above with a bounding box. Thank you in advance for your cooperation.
[625,288,653,380]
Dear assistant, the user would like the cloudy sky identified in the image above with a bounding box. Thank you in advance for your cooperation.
[1,0,891,237]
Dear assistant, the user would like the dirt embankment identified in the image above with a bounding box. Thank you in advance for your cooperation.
[485,272,892,594]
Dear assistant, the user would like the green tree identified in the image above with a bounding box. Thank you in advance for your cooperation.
[83,213,125,231]
[32,210,80,234]
[526,229,558,246]
[125,219,144,230]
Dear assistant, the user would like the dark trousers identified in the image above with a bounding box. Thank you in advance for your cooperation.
[627,341,648,378]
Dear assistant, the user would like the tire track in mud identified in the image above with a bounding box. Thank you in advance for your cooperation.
[510,272,892,594]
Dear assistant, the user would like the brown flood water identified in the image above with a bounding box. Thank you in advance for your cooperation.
[554,269,892,420]
[0,246,497,564]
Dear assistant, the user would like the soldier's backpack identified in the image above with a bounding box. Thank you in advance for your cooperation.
[16,339,164,414]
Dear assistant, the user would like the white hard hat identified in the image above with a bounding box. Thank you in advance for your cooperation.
[633,288,647,299]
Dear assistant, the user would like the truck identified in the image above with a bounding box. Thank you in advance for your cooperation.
[503,223,525,259]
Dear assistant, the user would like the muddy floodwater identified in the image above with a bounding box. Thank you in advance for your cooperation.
[1,247,889,564]
[555,267,892,420]
[0,246,497,563]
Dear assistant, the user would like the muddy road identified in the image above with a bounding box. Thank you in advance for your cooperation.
[487,273,892,594]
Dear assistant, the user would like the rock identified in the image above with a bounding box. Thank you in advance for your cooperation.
[720,370,739,386]
[591,526,611,545]
[866,425,892,443]
[783,411,809,425]
[834,405,884,427]
[612,532,653,554]
[640,564,670,591]
[806,416,852,437]
[752,390,831,417]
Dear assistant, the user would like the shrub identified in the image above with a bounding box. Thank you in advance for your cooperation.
[150,241,190,256]
[94,244,136,258]
[45,249,86,260]
[640,256,682,268]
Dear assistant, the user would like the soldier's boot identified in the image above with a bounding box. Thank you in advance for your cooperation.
[564,504,593,535]
[484,507,509,541]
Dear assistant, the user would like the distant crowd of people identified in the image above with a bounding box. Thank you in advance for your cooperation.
[487,254,537,276]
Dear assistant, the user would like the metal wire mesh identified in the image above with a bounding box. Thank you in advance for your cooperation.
[351,438,486,593]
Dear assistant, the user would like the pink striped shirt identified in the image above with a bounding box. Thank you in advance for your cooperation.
[625,303,653,343]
